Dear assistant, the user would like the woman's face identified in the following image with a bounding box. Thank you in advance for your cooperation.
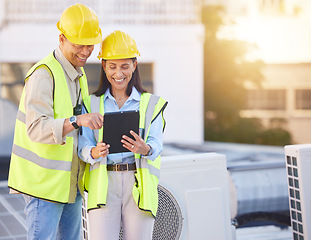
[103,58,137,93]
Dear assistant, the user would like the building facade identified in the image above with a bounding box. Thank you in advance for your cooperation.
[0,0,205,157]
[208,0,311,143]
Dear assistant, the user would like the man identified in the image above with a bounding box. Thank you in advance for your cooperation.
[8,4,103,239]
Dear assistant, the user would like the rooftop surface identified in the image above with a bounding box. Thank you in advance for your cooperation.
[0,180,292,240]
[0,181,26,240]
[0,142,294,239]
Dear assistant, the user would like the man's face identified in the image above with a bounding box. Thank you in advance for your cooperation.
[59,34,94,67]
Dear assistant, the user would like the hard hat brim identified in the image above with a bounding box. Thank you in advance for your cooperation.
[98,53,140,60]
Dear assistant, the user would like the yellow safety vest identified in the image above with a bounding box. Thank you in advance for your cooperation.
[83,92,167,217]
[8,52,89,203]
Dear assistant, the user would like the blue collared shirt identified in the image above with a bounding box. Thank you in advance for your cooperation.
[78,87,163,165]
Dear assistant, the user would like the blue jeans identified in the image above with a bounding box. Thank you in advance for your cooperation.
[23,191,82,240]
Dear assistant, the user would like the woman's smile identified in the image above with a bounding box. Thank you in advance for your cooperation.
[113,77,126,83]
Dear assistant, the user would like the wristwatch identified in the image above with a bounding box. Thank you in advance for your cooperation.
[146,145,153,156]
[69,116,79,129]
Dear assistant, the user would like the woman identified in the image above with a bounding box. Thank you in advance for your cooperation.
[78,30,168,240]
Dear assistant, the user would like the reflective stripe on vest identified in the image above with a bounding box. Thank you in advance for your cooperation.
[135,157,160,178]
[87,150,160,177]
[133,93,167,216]
[8,52,89,203]
[12,144,72,171]
[84,92,167,216]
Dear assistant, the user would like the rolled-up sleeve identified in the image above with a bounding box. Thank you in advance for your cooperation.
[24,67,66,145]
[78,106,100,165]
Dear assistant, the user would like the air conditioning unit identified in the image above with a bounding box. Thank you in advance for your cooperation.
[285,144,311,240]
[82,152,235,240]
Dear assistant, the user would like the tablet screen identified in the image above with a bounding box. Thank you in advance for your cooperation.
[103,110,139,153]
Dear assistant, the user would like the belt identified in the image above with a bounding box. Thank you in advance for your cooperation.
[107,163,136,172]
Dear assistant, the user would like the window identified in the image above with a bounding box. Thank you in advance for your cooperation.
[295,89,311,110]
[138,63,153,93]
[258,0,302,16]
[247,89,286,110]
[0,63,32,106]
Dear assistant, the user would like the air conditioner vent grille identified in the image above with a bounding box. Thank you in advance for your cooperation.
[286,154,304,240]
[152,184,183,240]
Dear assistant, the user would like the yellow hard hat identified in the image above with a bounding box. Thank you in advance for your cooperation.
[98,30,140,60]
[57,4,102,45]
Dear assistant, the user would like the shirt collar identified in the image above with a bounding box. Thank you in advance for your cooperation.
[104,87,141,102]
[55,47,83,82]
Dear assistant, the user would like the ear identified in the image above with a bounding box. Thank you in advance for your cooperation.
[59,34,65,44]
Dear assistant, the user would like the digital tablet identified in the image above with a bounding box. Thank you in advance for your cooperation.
[103,110,139,153]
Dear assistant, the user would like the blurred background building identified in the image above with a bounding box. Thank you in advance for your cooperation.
[217,0,311,144]
[1,0,311,156]
[0,0,205,159]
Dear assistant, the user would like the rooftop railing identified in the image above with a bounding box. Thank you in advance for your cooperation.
[0,0,201,27]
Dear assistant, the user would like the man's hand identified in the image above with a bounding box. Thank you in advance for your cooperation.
[76,113,103,130]
[63,113,103,137]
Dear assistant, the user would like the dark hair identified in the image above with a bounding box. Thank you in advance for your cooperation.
[93,58,147,97]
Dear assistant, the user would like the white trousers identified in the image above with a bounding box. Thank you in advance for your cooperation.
[88,171,155,240]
